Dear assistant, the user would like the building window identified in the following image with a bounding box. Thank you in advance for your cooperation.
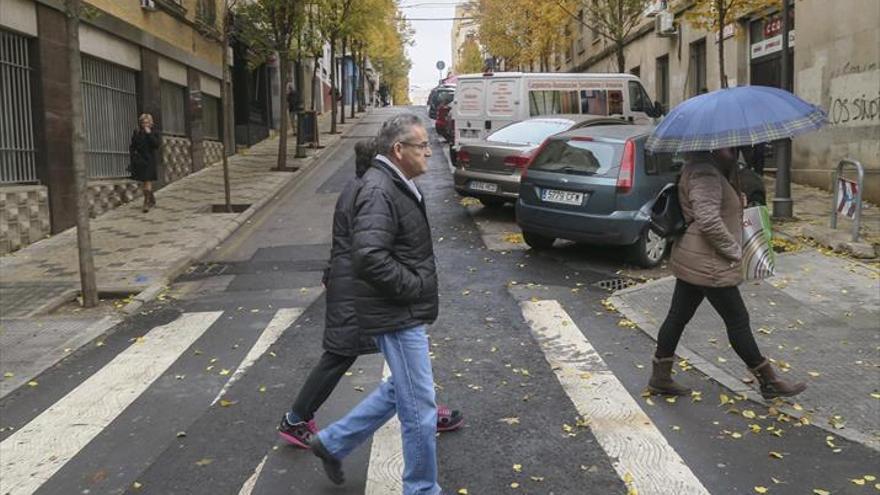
[160,81,187,136]
[81,56,138,179]
[203,95,221,140]
[656,55,669,112]
[689,38,707,97]
[197,0,218,26]
[0,29,37,184]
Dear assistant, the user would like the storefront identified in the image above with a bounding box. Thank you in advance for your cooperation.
[749,6,795,89]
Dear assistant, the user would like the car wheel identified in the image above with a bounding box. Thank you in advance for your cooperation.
[523,231,555,250]
[479,197,506,208]
[630,228,668,268]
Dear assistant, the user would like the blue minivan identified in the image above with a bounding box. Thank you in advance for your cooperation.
[515,125,679,267]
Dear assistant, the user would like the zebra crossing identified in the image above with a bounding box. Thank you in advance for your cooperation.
[0,297,710,495]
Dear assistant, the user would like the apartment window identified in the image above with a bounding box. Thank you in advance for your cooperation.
[197,0,218,26]
[160,81,187,136]
[690,39,707,97]
[203,95,221,140]
[656,55,669,111]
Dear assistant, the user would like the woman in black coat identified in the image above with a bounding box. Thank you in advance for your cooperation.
[278,140,462,449]
[129,113,161,212]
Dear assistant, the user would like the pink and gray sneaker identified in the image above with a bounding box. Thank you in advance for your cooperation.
[278,416,318,449]
[436,405,464,432]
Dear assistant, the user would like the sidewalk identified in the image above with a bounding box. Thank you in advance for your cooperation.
[0,110,367,398]
[610,177,880,451]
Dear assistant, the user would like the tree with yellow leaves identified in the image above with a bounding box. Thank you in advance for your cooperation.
[456,36,484,74]
[683,0,782,87]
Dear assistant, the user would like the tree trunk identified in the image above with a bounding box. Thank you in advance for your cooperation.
[340,37,346,125]
[65,0,97,307]
[220,23,232,212]
[358,50,366,113]
[276,54,290,170]
[616,41,626,73]
[329,36,337,134]
[717,5,729,88]
[311,55,319,111]
[350,44,356,119]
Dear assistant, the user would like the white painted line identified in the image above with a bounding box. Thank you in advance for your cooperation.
[520,300,710,495]
[211,308,304,406]
[237,455,267,495]
[365,363,403,495]
[0,311,223,495]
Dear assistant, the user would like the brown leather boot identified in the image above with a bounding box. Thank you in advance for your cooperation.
[750,359,806,399]
[648,356,691,396]
[147,190,156,207]
[142,193,150,213]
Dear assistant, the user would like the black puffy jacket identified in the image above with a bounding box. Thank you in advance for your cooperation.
[351,160,439,335]
[322,177,379,356]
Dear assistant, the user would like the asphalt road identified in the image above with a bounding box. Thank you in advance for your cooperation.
[1,106,877,495]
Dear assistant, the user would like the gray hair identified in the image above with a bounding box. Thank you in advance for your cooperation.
[375,113,424,156]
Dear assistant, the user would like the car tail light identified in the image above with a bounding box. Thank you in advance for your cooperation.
[520,139,550,180]
[617,138,636,193]
[457,150,471,167]
[503,154,531,168]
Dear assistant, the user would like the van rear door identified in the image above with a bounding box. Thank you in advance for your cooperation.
[484,77,518,136]
[453,79,485,146]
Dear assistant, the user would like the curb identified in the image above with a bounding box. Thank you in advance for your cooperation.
[119,112,370,316]
[609,281,880,452]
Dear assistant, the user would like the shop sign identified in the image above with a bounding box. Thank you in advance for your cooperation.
[751,31,795,59]
[715,23,736,43]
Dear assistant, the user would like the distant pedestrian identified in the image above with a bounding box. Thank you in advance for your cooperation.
[129,113,161,213]
[277,139,462,450]
[647,147,806,400]
[308,113,443,494]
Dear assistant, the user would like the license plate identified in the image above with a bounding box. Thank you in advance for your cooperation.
[470,181,498,192]
[542,189,584,205]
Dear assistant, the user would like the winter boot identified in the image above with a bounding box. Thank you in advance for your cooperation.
[142,193,151,213]
[147,190,156,207]
[750,359,806,399]
[647,356,691,396]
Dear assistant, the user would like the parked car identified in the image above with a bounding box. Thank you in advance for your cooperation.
[435,101,454,142]
[515,125,678,267]
[454,115,628,207]
[428,85,455,119]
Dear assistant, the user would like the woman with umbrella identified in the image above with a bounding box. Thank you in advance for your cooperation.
[644,86,825,399]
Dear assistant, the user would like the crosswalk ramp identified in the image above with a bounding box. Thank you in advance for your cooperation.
[0,301,709,495]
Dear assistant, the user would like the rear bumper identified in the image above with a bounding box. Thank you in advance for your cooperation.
[453,168,521,200]
[515,199,648,245]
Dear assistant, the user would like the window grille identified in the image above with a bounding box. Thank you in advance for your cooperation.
[81,56,138,179]
[0,29,37,183]
[161,81,187,136]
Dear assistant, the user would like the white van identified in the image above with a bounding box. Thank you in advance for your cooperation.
[451,72,661,148]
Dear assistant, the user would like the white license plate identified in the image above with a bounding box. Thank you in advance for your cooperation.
[470,181,498,193]
[542,189,584,205]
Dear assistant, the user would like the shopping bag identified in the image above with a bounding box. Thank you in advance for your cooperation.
[742,205,775,280]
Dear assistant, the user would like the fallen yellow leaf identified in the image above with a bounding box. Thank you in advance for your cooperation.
[755,487,768,494]
[513,464,522,473]
[812,490,830,495]
[195,458,213,466]
[510,482,520,488]
[742,410,756,419]
[769,451,784,459]
[852,478,866,485]
[457,489,468,495]
[219,399,237,407]
[27,381,38,387]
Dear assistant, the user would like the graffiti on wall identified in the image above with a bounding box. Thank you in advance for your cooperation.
[828,69,880,127]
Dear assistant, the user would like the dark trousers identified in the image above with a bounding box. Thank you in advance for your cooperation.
[291,351,358,422]
[655,278,765,368]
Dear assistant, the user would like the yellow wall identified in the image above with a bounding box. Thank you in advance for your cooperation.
[87,0,224,67]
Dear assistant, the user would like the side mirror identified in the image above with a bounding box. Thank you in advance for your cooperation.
[651,100,665,118]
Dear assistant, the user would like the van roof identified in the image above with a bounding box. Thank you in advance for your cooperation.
[456,72,641,81]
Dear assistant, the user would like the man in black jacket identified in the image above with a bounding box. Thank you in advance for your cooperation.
[309,114,442,495]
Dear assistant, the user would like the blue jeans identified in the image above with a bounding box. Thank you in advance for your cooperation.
[317,325,440,495]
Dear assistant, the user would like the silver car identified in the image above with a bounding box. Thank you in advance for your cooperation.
[453,115,627,207]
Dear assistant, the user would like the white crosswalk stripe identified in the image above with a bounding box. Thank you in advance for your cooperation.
[0,311,223,495]
[212,307,304,406]
[520,299,711,495]
[365,363,403,495]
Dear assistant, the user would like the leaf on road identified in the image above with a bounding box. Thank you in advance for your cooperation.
[27,381,38,387]
[665,396,677,404]
[755,487,768,494]
[457,490,468,495]
[513,464,522,473]
[530,476,545,482]
[851,478,866,485]
[219,369,231,376]
[502,232,524,244]
[829,415,846,429]
[812,490,830,495]
[510,482,520,488]
[176,431,187,438]
[219,399,237,407]
[3,372,14,378]
[742,410,757,419]
[132,481,143,489]
[617,318,637,329]
[258,385,267,393]
[691,391,703,402]
[720,393,734,406]
[769,451,784,459]
[195,458,213,466]
[807,371,820,377]
[353,386,365,392]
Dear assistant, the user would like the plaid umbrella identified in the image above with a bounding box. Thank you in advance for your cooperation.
[645,86,827,153]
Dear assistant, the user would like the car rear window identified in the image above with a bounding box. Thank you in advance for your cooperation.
[529,139,622,176]
[487,120,573,145]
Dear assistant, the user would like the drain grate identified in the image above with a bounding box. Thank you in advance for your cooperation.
[593,278,640,292]
[183,262,232,279]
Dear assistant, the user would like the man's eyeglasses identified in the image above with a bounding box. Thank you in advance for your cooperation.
[398,141,431,151]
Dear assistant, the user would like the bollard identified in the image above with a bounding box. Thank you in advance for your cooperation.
[830,159,864,242]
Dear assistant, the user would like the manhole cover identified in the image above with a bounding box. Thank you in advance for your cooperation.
[593,278,640,292]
